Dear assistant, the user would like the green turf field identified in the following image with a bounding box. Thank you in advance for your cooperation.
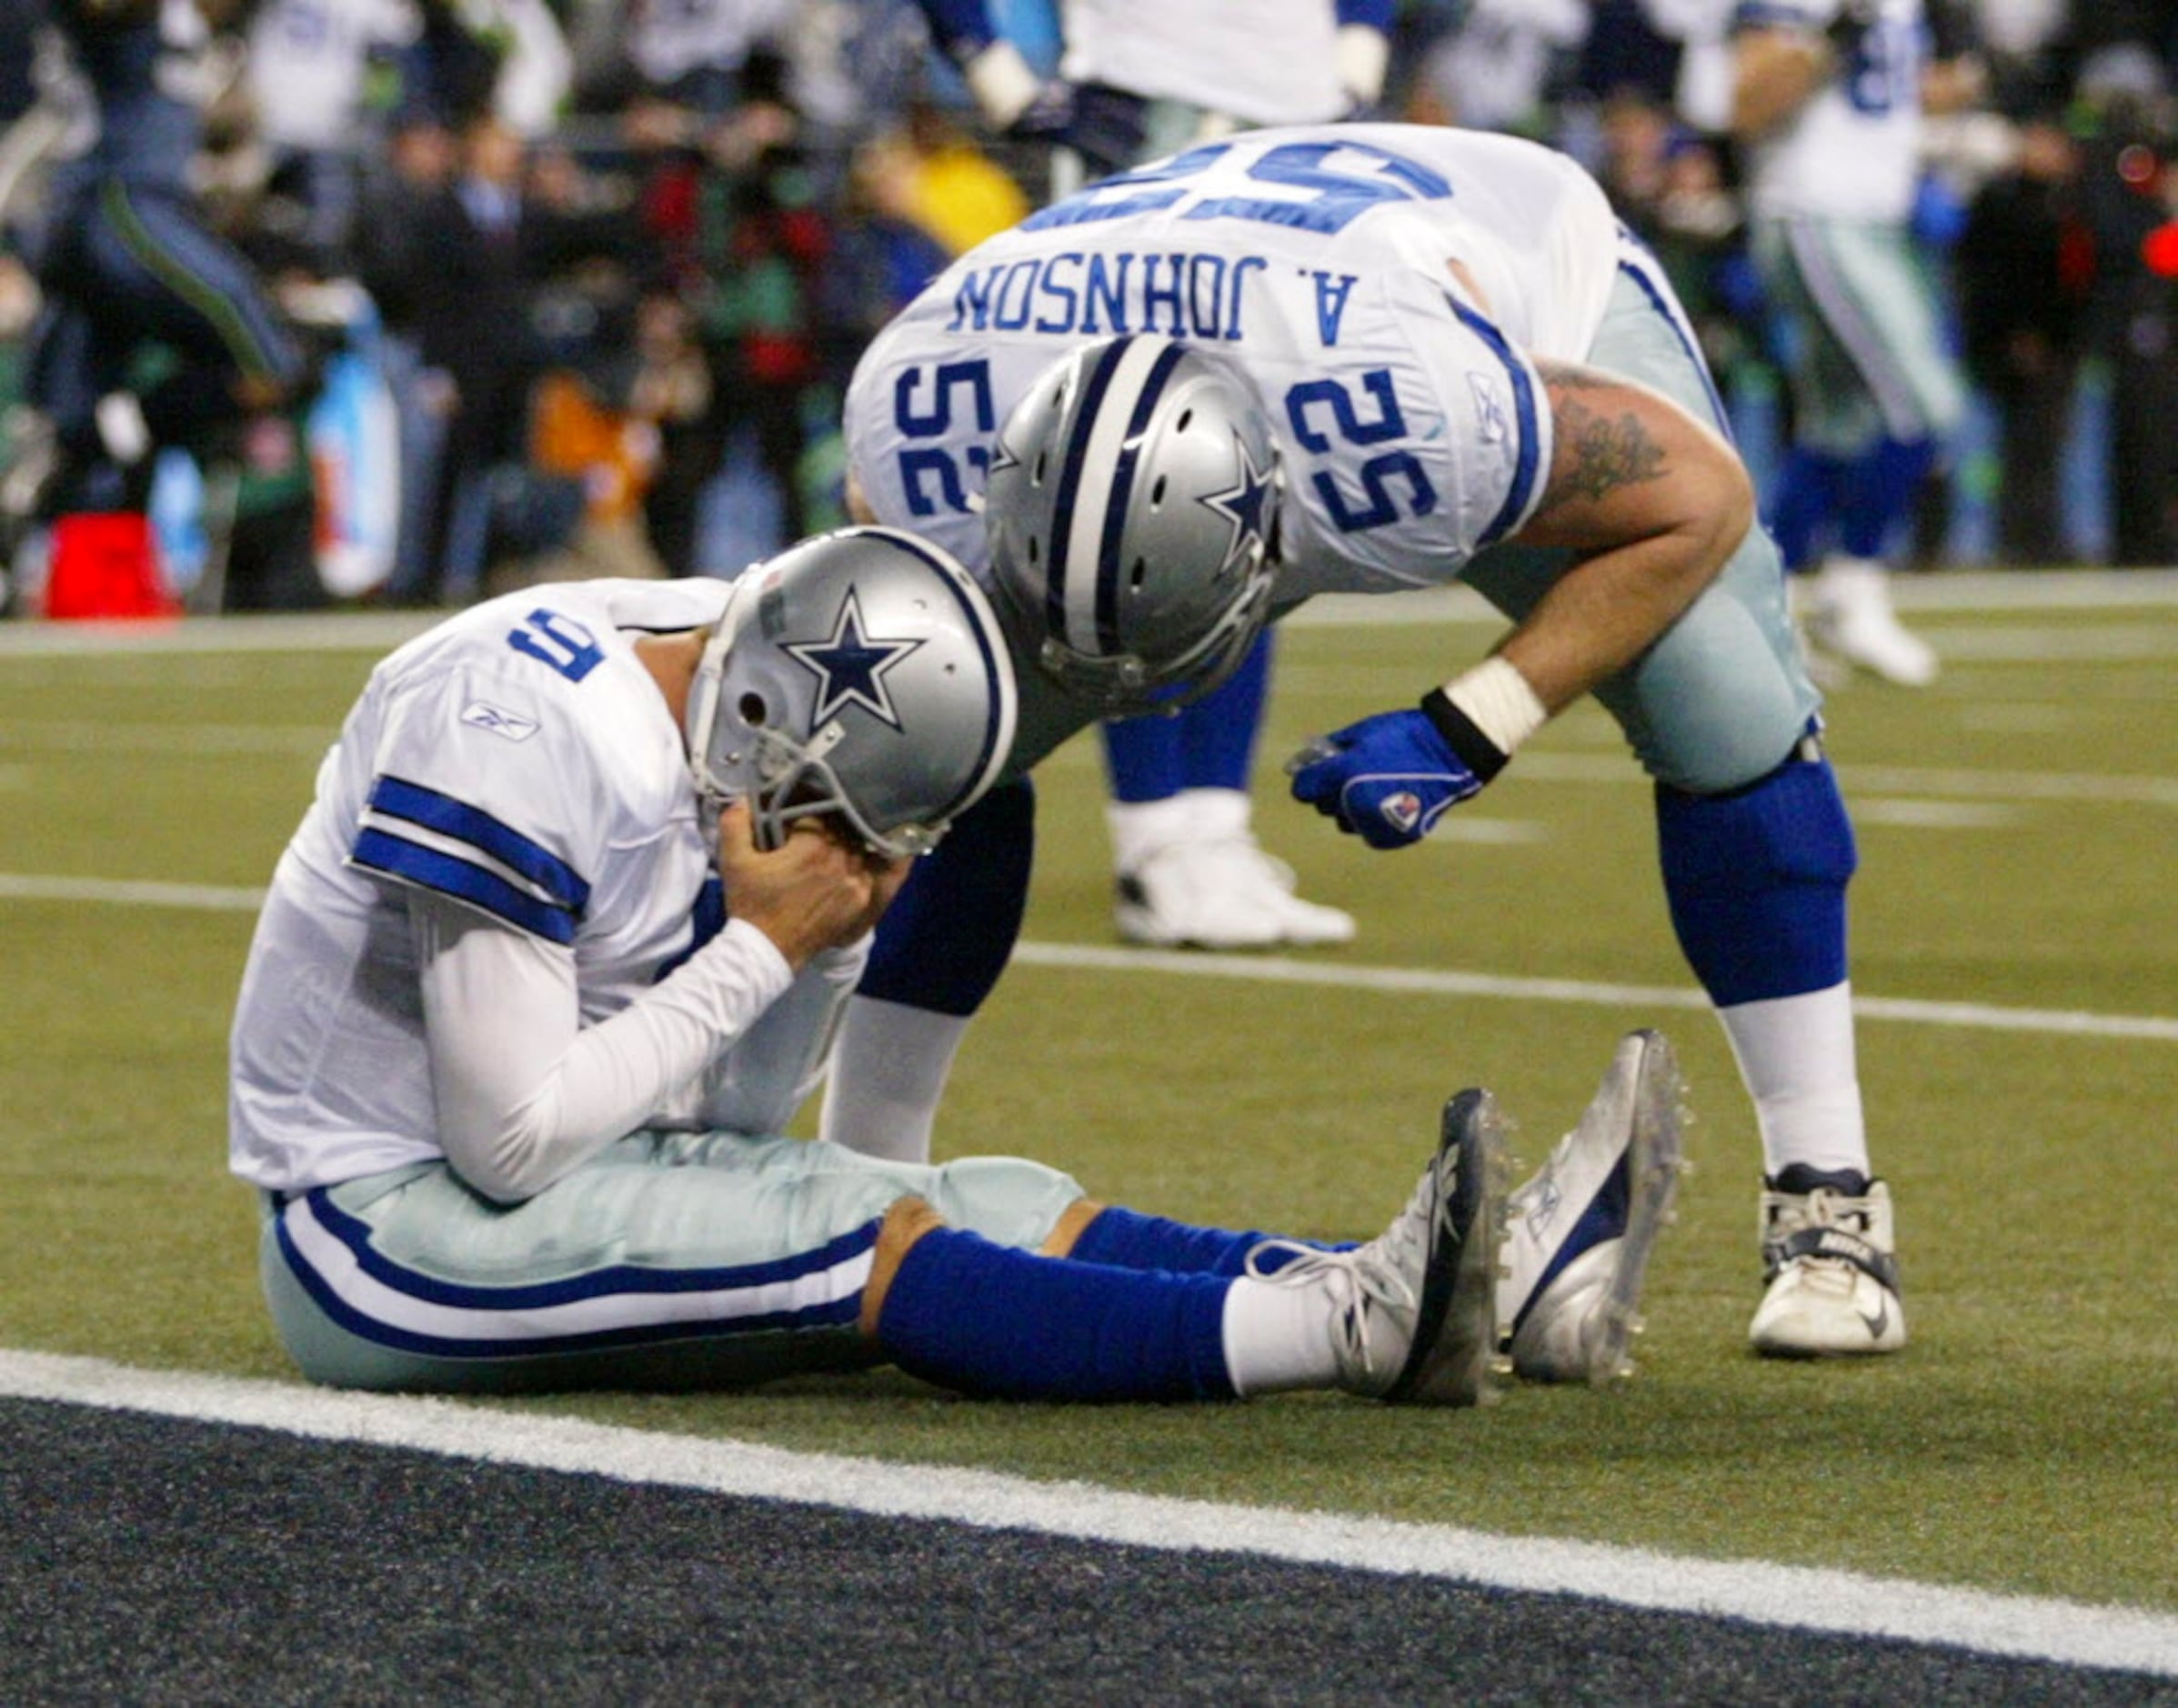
[1,578,2173,1612]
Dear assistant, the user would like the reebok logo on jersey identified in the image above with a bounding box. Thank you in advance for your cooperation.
[1468,371,1510,445]
[461,701,540,742]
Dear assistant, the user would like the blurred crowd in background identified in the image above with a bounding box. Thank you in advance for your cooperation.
[0,0,2173,615]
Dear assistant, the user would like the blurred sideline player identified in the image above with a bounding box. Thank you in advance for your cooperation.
[3,0,307,545]
[838,123,1905,1360]
[909,0,1392,950]
[1723,0,1975,686]
[229,525,1681,1402]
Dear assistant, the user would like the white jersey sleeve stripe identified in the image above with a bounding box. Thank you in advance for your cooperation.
[356,775,597,932]
[354,811,564,909]
[364,776,591,907]
[1444,295,1546,547]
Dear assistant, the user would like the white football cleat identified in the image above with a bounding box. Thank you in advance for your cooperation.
[1750,1169,1906,1356]
[1497,1030,1687,1385]
[1802,557,1939,688]
[1199,834,1357,946]
[1115,834,1354,950]
[1249,1086,1508,1406]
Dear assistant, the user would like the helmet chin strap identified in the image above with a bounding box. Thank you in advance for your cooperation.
[683,580,759,850]
[684,580,757,790]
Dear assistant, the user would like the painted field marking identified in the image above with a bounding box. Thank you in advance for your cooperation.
[1007,941,2178,1043]
[2,872,2172,1045]
[1,1350,2172,1678]
[4,724,2173,812]
[0,570,2172,660]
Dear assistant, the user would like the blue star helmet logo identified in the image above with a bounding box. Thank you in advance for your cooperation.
[1199,431,1273,576]
[781,588,925,730]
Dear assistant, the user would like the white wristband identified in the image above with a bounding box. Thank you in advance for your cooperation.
[963,40,1043,129]
[1336,25,1390,105]
[1442,657,1549,758]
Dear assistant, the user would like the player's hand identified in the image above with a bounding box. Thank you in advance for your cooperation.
[716,801,906,966]
[1011,81,1148,181]
[1286,709,1486,850]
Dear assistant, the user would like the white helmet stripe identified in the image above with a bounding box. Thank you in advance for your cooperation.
[1049,336,1184,658]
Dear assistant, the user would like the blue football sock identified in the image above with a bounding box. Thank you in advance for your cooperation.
[1768,447,1848,572]
[876,1226,1238,1402]
[1101,707,1186,802]
[857,777,1034,1017]
[1101,629,1273,799]
[1070,1205,1333,1277]
[1179,629,1271,789]
[1837,437,1936,560]
[1656,745,1857,1007]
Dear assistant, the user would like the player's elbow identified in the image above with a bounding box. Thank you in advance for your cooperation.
[450,1151,548,1206]
[1680,439,1756,592]
[439,1120,563,1205]
[1707,454,1758,571]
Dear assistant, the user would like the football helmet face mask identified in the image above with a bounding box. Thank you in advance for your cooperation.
[685,527,1019,859]
[985,335,1281,716]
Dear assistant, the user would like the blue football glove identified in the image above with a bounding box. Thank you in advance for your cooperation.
[1286,691,1510,850]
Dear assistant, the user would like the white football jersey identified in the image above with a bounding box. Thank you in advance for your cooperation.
[245,0,418,153]
[1735,0,1928,222]
[1057,0,1350,126]
[845,125,1621,604]
[229,578,836,1194]
[626,0,798,86]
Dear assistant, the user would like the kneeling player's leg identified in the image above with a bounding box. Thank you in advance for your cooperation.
[1474,256,1874,1189]
[820,777,1036,1162]
[1598,519,1904,1351]
[1469,266,1897,1349]
[1099,635,1350,950]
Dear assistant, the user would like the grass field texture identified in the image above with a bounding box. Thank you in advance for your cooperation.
[0,577,2172,1613]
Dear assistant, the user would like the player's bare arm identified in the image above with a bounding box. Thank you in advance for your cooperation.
[1921,51,1987,116]
[1729,24,1832,138]
[1494,360,1753,711]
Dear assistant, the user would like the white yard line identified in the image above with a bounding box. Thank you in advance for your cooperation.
[3,872,2172,1043]
[1,1349,2172,1677]
[0,570,2172,658]
[1007,941,2178,1044]
[0,873,270,910]
[5,726,2174,809]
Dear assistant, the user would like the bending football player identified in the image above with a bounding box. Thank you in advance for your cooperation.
[836,122,1904,1360]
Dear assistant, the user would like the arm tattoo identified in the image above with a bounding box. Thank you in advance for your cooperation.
[1539,365,1668,505]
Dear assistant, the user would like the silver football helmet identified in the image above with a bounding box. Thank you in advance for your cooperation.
[985,334,1281,716]
[685,527,1019,859]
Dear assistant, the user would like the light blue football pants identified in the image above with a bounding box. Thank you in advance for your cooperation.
[1751,213,1965,457]
[1461,242,1822,793]
[261,1131,1084,1393]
